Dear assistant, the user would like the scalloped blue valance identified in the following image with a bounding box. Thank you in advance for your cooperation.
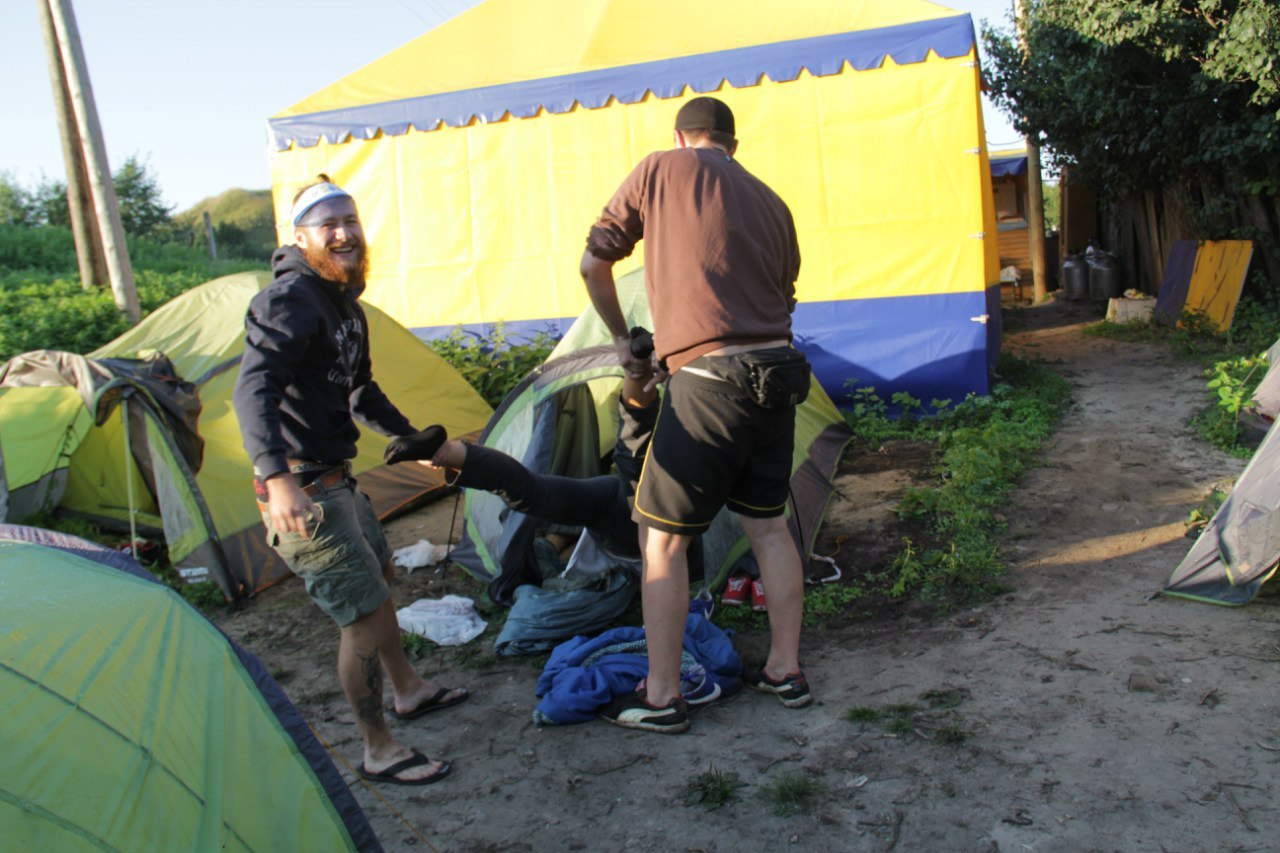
[269,14,974,150]
[990,156,1028,178]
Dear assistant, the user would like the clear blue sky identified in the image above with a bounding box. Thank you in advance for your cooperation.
[2,0,1023,212]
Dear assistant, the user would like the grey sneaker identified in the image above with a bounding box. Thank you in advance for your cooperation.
[746,667,813,708]
[599,688,691,733]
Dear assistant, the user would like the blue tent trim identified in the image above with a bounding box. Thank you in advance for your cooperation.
[269,14,975,149]
[0,523,384,853]
[405,286,994,407]
[990,155,1027,178]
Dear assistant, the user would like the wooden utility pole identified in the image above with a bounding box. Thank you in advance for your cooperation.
[35,0,106,291]
[1016,0,1049,302]
[202,211,218,261]
[43,0,140,323]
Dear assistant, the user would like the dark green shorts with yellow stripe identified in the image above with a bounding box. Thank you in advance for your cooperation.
[634,356,795,536]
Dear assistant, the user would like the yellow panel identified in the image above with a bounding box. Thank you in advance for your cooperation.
[0,387,89,489]
[270,51,991,330]
[1185,240,1254,332]
[63,410,160,519]
[278,0,965,117]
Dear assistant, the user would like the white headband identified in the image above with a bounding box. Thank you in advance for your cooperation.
[290,182,351,226]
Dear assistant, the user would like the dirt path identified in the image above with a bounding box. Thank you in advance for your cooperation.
[216,298,1280,852]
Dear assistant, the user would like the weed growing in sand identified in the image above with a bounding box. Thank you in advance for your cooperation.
[759,769,823,816]
[401,633,432,659]
[843,705,884,723]
[683,763,746,810]
[844,695,972,746]
[854,355,1069,611]
[800,580,866,626]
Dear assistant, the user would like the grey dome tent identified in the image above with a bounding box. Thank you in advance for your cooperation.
[450,268,853,606]
[1163,338,1280,604]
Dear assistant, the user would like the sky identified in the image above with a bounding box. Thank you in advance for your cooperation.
[2,0,1024,212]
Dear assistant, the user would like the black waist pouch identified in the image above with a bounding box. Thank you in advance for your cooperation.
[735,347,811,409]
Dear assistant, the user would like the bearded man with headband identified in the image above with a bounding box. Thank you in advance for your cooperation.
[233,176,464,786]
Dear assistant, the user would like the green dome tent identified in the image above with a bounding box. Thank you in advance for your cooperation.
[0,271,493,599]
[0,523,382,851]
[451,267,853,604]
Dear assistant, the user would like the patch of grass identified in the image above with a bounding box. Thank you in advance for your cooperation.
[682,763,746,810]
[179,581,227,613]
[844,694,973,747]
[843,705,884,723]
[920,687,969,709]
[401,633,432,659]
[758,769,823,816]
[852,354,1071,612]
[934,721,971,745]
[885,716,916,735]
[801,580,866,626]
[1185,488,1229,536]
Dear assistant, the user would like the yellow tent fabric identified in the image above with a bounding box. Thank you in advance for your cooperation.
[277,0,967,118]
[82,271,493,598]
[268,0,1000,406]
[1183,240,1253,332]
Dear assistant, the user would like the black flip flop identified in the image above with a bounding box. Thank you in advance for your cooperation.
[391,686,469,720]
[356,750,452,786]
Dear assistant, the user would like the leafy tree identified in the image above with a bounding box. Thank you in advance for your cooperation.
[0,172,35,226]
[30,178,70,229]
[112,155,172,239]
[5,155,174,238]
[982,1,1280,290]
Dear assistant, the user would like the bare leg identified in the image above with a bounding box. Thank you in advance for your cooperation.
[338,604,448,781]
[638,522,692,705]
[377,562,467,714]
[739,514,803,679]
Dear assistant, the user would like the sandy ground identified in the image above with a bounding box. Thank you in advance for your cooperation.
[215,297,1280,852]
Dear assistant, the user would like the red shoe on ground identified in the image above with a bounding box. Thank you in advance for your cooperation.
[751,578,767,612]
[721,573,750,606]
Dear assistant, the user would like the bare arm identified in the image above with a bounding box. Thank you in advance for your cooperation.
[580,250,648,379]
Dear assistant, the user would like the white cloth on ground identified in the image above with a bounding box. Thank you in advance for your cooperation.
[396,595,487,646]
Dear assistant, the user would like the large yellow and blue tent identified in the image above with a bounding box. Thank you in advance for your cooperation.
[267,0,1001,405]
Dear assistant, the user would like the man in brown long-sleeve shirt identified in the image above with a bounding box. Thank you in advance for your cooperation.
[580,97,814,734]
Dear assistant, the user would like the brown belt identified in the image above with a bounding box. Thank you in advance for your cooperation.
[255,462,351,509]
[298,465,350,497]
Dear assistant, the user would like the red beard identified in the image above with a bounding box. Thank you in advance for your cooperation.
[303,241,368,290]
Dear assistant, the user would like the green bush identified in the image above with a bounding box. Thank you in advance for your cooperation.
[427,323,559,408]
[0,226,262,360]
[853,355,1071,610]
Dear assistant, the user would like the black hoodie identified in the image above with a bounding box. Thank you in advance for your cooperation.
[233,246,415,480]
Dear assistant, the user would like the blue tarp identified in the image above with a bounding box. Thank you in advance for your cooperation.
[990,155,1027,178]
[1154,240,1198,327]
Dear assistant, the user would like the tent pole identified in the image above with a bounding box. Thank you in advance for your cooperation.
[121,396,138,551]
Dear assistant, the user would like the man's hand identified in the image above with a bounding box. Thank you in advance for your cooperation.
[383,425,448,464]
[614,336,650,380]
[264,474,318,536]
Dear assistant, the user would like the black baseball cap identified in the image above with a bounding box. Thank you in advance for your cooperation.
[674,97,735,136]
